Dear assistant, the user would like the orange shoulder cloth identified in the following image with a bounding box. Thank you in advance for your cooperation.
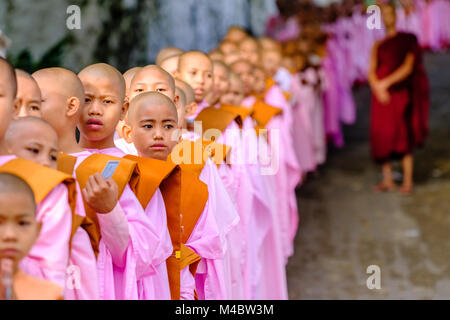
[14,270,63,300]
[219,104,253,124]
[251,99,283,128]
[75,153,138,258]
[195,106,240,133]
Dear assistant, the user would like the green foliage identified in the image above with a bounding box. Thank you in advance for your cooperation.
[7,34,75,73]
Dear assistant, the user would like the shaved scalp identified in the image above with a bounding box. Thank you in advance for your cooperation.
[132,65,175,92]
[239,36,258,48]
[177,51,212,72]
[156,47,184,66]
[5,116,57,146]
[230,59,253,70]
[123,67,142,95]
[0,57,18,98]
[15,69,32,78]
[175,87,186,108]
[128,91,178,124]
[32,67,85,104]
[78,63,125,100]
[212,60,230,76]
[258,36,282,52]
[174,79,194,104]
[0,173,36,211]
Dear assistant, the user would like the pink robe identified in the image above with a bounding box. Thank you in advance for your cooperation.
[75,148,161,300]
[0,155,71,292]
[64,177,99,300]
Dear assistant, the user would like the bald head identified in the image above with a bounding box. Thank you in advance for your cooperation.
[5,116,57,144]
[33,67,84,104]
[15,69,42,119]
[78,63,125,100]
[156,47,184,66]
[225,26,248,43]
[0,173,36,210]
[174,79,194,104]
[258,37,282,53]
[159,54,181,76]
[123,67,142,97]
[177,51,212,72]
[128,91,178,125]
[0,57,17,98]
[130,65,175,101]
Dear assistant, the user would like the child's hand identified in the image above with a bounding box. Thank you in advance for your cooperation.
[0,259,15,300]
[82,173,119,214]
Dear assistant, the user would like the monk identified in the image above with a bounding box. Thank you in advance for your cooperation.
[14,69,42,119]
[220,71,245,106]
[123,91,234,300]
[155,46,184,66]
[0,173,62,300]
[208,49,225,62]
[175,51,214,117]
[77,63,163,299]
[218,40,238,56]
[238,36,260,65]
[32,67,99,300]
[115,67,143,140]
[174,79,197,123]
[2,117,73,293]
[159,54,181,76]
[224,26,248,43]
[0,57,17,155]
[368,3,429,195]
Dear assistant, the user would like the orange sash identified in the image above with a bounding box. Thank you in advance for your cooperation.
[219,104,253,124]
[265,77,291,100]
[57,153,102,258]
[75,154,138,258]
[195,106,240,133]
[251,99,283,128]
[124,154,208,299]
[0,158,77,252]
[14,270,63,300]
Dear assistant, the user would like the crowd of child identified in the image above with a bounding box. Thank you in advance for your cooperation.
[0,0,443,300]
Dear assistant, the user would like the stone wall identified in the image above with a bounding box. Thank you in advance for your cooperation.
[0,0,277,72]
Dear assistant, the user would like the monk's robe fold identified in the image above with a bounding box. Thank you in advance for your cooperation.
[58,152,99,300]
[0,156,74,291]
[73,148,161,300]
[370,32,429,163]
[124,155,179,300]
[173,135,239,300]
[13,269,63,300]
[258,85,302,263]
[195,106,241,133]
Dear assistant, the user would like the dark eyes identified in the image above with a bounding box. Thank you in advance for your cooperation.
[85,98,92,103]
[156,88,167,92]
[51,155,57,161]
[103,100,113,104]
[27,147,39,154]
[19,221,30,226]
[164,124,174,129]
[135,89,144,92]
[30,105,40,111]
[143,124,153,129]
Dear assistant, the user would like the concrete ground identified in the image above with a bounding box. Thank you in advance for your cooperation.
[287,51,450,299]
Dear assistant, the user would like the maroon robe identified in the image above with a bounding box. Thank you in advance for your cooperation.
[370,32,429,163]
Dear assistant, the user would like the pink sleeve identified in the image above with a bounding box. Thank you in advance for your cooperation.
[180,266,195,300]
[97,204,130,268]
[20,184,72,288]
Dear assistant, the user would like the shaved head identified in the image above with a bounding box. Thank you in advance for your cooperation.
[218,40,238,55]
[0,57,17,98]
[130,65,175,101]
[258,37,282,53]
[174,79,194,104]
[128,91,178,125]
[15,69,42,119]
[156,47,184,66]
[33,67,84,104]
[78,63,125,100]
[5,116,57,144]
[177,51,212,72]
[0,173,36,210]
[123,67,142,97]
[159,54,181,75]
[225,26,248,43]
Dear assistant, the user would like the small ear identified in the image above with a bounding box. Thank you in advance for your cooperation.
[173,71,181,80]
[12,98,20,119]
[120,100,130,121]
[66,97,80,117]
[186,102,197,116]
[173,94,180,106]
[122,123,133,144]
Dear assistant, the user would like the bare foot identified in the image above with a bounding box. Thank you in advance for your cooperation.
[373,182,397,193]
[398,184,414,195]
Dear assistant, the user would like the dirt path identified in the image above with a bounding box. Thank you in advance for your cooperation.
[287,51,450,299]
